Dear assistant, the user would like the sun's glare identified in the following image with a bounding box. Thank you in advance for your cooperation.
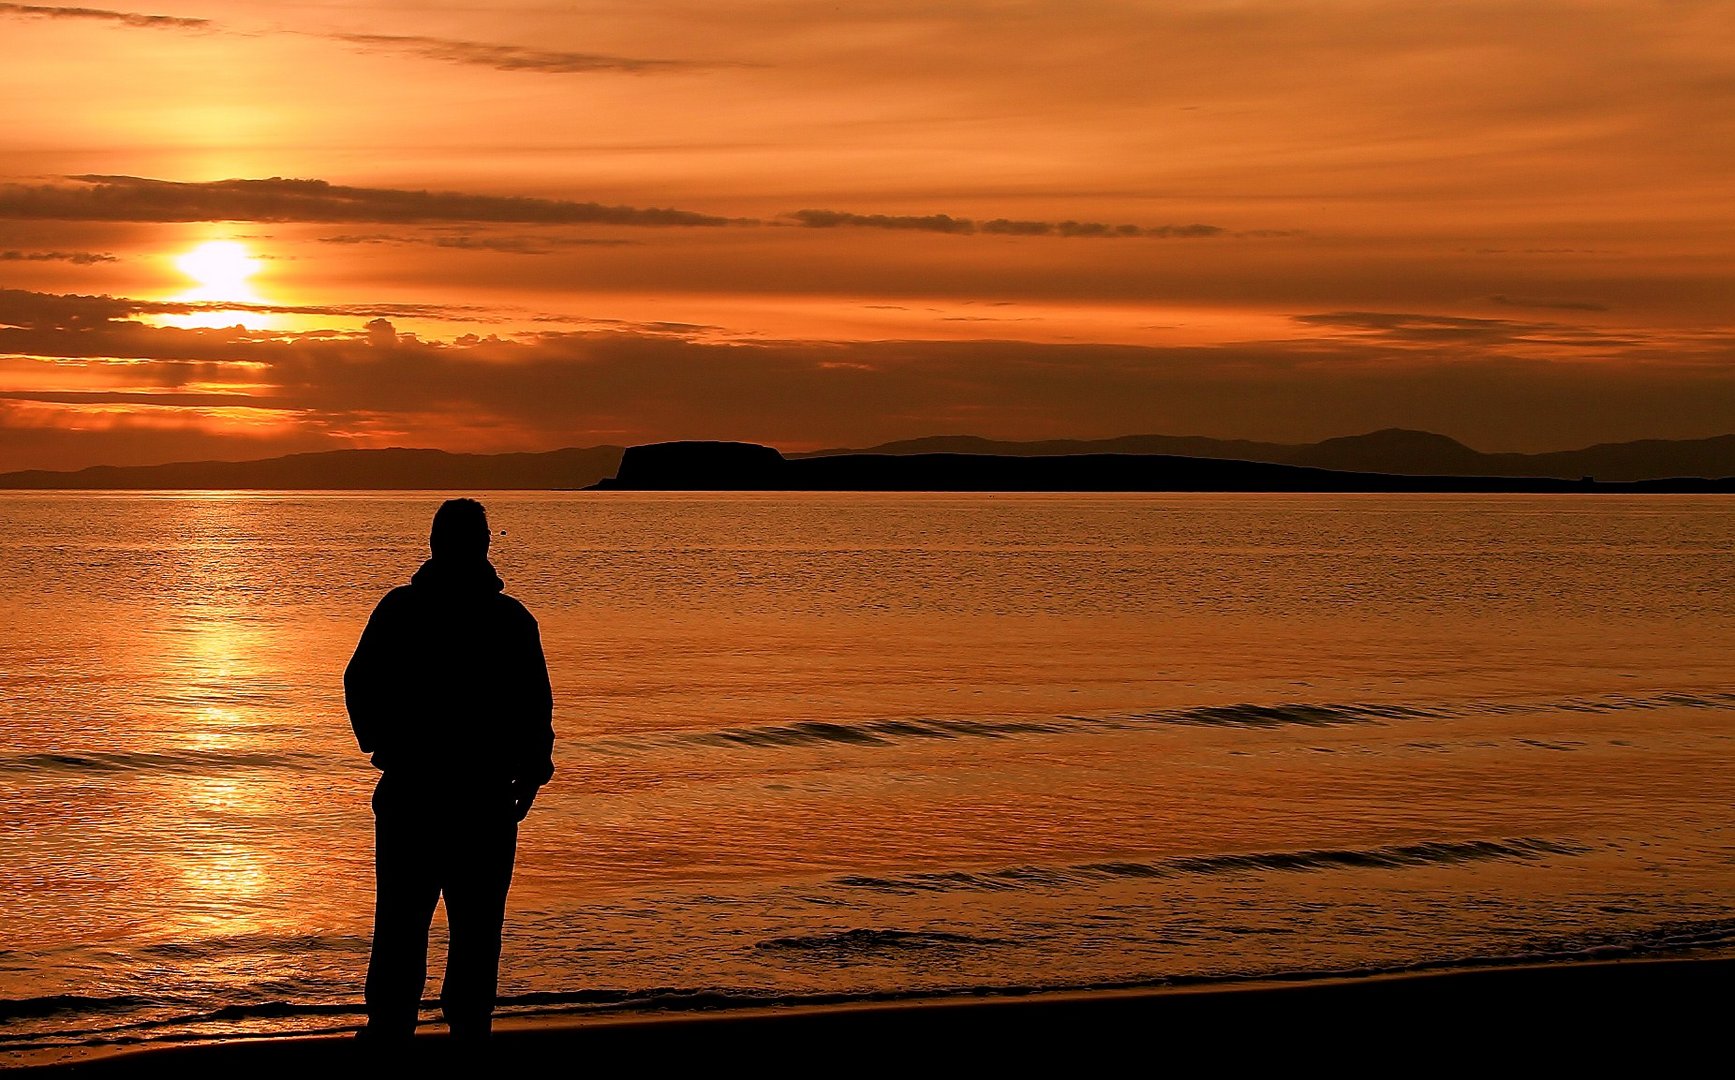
[155,239,279,330]
[176,241,262,300]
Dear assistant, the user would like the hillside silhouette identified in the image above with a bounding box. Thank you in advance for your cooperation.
[798,429,1735,482]
[0,446,624,490]
[593,441,1735,493]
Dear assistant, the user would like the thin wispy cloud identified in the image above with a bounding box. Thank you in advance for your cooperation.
[1291,311,1636,350]
[0,287,487,330]
[317,233,637,254]
[0,177,1261,243]
[0,290,709,346]
[0,389,273,408]
[328,32,706,75]
[787,209,1227,238]
[0,4,707,76]
[0,176,741,226]
[0,249,116,264]
[0,2,207,30]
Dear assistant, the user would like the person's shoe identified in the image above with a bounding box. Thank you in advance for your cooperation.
[446,1021,493,1067]
[354,1022,416,1053]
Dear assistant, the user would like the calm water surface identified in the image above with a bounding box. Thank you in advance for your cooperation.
[2,493,1732,1061]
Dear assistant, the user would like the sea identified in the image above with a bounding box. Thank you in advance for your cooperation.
[2,492,1732,1063]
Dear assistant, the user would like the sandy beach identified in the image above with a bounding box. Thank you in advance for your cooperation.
[24,955,1728,1074]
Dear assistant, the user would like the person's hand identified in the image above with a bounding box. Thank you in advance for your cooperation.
[509,779,540,822]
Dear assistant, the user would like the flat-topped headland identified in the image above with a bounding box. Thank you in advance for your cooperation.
[590,440,1735,492]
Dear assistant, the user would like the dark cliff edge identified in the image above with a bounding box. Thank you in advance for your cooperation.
[592,441,1735,493]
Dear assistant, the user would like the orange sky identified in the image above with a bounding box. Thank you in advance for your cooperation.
[1,1,1731,470]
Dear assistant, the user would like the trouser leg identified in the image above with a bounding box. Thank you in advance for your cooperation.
[439,820,517,1036]
[365,813,441,1038]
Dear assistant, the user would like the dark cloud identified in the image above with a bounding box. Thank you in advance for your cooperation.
[0,176,741,226]
[788,209,1226,238]
[0,249,116,264]
[0,3,207,30]
[1489,294,1610,312]
[4,296,1733,472]
[0,288,135,329]
[328,32,704,74]
[789,211,975,234]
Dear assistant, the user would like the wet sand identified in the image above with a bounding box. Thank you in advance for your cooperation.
[27,956,1730,1074]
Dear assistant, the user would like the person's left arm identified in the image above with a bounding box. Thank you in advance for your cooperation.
[509,611,555,821]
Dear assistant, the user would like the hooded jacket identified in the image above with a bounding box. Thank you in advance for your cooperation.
[344,556,554,813]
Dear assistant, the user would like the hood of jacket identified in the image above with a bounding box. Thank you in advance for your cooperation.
[410,556,505,594]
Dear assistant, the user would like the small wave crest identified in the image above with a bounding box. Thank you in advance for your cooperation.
[1121,701,1441,728]
[834,837,1588,895]
[585,690,1735,756]
[137,932,365,961]
[0,994,151,1024]
[686,717,1068,749]
[754,929,1005,955]
[0,749,324,776]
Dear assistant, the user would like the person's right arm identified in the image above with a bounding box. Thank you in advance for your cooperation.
[344,593,400,760]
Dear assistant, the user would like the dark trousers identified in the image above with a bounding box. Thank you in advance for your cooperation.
[365,806,518,1038]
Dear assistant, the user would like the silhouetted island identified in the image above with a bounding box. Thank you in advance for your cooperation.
[590,441,1735,493]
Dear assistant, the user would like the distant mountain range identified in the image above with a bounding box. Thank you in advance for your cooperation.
[799,429,1735,483]
[2,428,1733,489]
[0,446,626,490]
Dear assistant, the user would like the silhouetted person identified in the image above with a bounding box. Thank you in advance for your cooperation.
[345,498,554,1045]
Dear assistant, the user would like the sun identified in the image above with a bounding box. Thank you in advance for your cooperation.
[175,240,262,300]
[155,239,275,330]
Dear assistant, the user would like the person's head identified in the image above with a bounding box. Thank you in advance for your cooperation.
[429,498,490,561]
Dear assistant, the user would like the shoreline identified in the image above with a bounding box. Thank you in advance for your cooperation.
[25,954,1732,1073]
